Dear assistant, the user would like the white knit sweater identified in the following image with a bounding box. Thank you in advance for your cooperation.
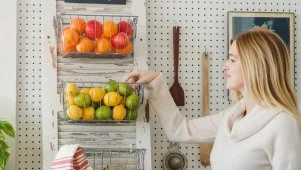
[147,74,301,170]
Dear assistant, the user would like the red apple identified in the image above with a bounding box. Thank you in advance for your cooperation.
[85,20,102,40]
[111,32,129,49]
[117,21,133,37]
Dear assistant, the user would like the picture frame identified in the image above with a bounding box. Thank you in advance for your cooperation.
[228,11,295,83]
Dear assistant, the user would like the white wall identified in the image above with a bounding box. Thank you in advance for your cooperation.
[0,0,17,169]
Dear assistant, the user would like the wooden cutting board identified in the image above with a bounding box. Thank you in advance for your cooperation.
[199,50,213,167]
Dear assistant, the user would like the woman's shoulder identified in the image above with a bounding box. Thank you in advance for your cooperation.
[267,110,301,134]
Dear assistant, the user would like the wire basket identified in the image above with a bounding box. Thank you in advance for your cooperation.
[59,80,144,123]
[86,148,146,170]
[56,13,138,58]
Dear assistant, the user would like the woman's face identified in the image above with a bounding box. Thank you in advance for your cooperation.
[223,41,244,91]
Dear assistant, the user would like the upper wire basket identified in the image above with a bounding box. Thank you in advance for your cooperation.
[56,13,138,58]
[59,80,144,124]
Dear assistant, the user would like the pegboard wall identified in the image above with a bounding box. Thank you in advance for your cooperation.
[146,0,301,170]
[17,0,42,169]
[16,0,301,170]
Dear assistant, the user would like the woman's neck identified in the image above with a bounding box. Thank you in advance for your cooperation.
[244,95,257,115]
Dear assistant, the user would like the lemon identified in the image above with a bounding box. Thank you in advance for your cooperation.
[89,87,106,102]
[113,105,126,121]
[65,94,75,106]
[103,92,123,107]
[67,105,83,120]
[83,107,95,121]
[64,83,78,97]
[80,87,90,95]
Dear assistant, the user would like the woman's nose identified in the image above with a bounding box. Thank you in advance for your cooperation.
[222,62,228,71]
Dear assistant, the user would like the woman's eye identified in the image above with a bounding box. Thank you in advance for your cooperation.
[230,59,235,62]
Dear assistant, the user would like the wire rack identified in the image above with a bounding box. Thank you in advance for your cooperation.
[85,148,146,170]
[58,81,144,124]
[56,13,138,58]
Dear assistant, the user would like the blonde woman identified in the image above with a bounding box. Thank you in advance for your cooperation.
[123,29,301,169]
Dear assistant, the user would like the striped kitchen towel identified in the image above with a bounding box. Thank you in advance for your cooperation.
[51,144,90,170]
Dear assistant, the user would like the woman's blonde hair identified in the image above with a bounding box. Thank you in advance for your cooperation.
[232,29,301,123]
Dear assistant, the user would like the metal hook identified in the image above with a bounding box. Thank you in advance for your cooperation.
[204,46,208,55]
[173,20,177,27]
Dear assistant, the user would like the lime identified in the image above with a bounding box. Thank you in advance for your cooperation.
[74,92,91,108]
[95,106,113,120]
[118,83,133,96]
[125,94,140,109]
[125,108,138,120]
[104,80,118,92]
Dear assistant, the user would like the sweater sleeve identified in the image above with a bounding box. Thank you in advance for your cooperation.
[270,114,301,170]
[146,73,224,143]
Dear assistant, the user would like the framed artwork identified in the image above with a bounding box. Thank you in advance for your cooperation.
[228,11,295,82]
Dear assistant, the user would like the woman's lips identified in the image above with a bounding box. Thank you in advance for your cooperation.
[225,73,231,78]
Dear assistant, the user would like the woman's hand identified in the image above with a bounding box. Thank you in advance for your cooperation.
[123,70,160,84]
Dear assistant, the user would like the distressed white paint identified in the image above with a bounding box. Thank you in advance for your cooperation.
[0,0,17,169]
[42,0,60,169]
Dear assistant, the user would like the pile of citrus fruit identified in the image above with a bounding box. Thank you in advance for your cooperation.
[64,80,140,122]
[61,17,134,55]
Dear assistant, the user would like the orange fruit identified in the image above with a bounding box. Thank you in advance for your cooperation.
[83,107,95,121]
[96,38,113,53]
[63,28,80,46]
[113,105,126,121]
[115,41,133,54]
[70,18,86,35]
[76,37,95,53]
[102,20,118,38]
[62,42,76,53]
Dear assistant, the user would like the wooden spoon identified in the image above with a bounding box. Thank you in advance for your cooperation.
[169,26,185,106]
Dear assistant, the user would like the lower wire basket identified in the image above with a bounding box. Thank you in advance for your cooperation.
[85,148,146,170]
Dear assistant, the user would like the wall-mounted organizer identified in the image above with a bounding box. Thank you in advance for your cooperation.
[42,0,150,169]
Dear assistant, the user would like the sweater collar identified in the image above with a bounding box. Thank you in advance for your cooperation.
[224,99,282,142]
